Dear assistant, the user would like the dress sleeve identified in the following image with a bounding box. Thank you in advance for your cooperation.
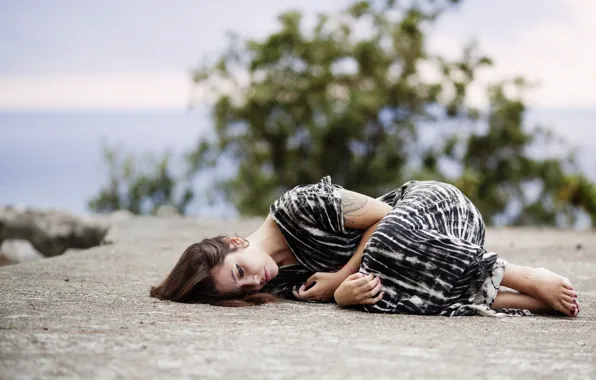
[270,176,347,234]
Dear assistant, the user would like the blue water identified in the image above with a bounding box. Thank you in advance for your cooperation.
[1,108,595,217]
[0,109,219,215]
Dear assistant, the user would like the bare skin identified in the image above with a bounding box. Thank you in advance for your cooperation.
[492,290,551,313]
[493,264,579,317]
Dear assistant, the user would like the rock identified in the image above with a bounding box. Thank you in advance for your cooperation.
[0,252,15,266]
[154,205,182,217]
[0,239,44,263]
[0,206,110,258]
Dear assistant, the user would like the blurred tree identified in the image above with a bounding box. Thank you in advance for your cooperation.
[190,0,474,214]
[90,0,596,227]
[186,0,596,225]
[88,141,194,215]
[445,78,596,226]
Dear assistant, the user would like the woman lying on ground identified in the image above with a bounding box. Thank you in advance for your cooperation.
[150,176,580,317]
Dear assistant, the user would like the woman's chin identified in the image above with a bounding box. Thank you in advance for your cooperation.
[270,265,279,280]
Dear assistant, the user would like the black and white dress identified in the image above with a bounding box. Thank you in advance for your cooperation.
[262,176,530,317]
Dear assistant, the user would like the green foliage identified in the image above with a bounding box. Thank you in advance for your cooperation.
[190,0,481,215]
[88,141,194,215]
[449,78,584,226]
[91,0,596,227]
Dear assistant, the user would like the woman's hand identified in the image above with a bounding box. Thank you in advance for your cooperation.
[334,273,384,307]
[292,271,347,302]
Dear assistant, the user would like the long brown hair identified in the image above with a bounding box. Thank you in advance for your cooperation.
[149,235,276,307]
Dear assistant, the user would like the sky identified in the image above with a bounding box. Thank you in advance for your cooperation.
[0,0,594,110]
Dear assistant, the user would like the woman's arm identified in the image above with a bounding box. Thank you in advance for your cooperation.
[292,188,391,302]
[338,220,381,277]
[331,190,390,306]
[337,188,392,276]
[339,188,393,229]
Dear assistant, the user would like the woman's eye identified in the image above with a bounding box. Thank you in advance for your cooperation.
[236,264,244,278]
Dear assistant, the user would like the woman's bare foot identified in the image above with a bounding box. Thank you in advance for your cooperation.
[501,264,580,317]
[529,268,579,317]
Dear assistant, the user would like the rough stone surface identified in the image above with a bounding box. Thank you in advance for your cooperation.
[1,217,595,380]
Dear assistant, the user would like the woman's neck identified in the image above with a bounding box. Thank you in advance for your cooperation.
[246,214,297,266]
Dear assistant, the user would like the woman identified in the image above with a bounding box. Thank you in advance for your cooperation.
[150,176,580,317]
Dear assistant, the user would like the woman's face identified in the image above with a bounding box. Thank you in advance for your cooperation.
[211,237,278,295]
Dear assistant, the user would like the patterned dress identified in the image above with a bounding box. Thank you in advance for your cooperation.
[262,176,530,317]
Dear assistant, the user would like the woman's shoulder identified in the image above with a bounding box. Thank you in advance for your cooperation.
[271,176,341,209]
[269,175,346,231]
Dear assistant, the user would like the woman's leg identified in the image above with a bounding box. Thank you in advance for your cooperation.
[496,263,579,317]
[492,290,554,314]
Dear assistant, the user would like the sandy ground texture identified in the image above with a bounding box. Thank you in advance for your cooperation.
[1,217,595,380]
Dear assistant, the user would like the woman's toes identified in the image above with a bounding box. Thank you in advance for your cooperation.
[561,300,576,316]
[562,294,575,304]
[561,278,573,290]
[562,288,577,298]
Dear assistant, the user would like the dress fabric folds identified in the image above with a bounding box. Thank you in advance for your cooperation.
[263,176,530,317]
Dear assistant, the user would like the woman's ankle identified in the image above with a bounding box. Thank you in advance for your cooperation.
[500,264,536,295]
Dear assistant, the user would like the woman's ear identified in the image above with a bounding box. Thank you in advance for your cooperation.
[225,236,249,249]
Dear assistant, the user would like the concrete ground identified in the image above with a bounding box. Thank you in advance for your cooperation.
[1,217,595,380]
